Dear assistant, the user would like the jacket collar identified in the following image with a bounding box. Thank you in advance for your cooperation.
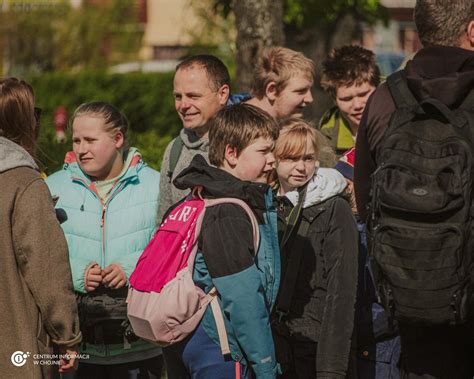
[63,147,143,185]
[284,168,347,209]
[174,154,270,216]
[180,128,209,151]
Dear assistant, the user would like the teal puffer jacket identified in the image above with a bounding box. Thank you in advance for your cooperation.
[46,148,161,359]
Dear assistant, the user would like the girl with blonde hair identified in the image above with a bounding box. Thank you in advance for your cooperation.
[272,118,358,378]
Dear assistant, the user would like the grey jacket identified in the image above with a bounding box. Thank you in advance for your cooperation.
[156,128,210,223]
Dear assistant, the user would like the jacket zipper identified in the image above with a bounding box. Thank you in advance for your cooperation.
[100,181,127,266]
[72,176,127,267]
[100,204,107,266]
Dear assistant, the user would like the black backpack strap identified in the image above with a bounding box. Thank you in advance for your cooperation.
[386,70,418,109]
[275,185,309,320]
[280,185,307,249]
[459,88,474,111]
[420,98,467,128]
[167,136,184,183]
[384,71,422,139]
[275,220,311,321]
[388,71,469,128]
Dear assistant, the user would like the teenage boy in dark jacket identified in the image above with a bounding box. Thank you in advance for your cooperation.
[355,0,474,377]
[163,104,281,379]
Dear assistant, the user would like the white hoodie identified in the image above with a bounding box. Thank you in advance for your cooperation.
[284,167,347,209]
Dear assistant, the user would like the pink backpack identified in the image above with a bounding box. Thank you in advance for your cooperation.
[127,189,259,355]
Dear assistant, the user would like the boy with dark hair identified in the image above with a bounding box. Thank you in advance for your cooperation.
[319,46,381,157]
[163,103,281,379]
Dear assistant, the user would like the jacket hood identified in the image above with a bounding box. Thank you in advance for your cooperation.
[405,46,474,107]
[0,136,38,173]
[180,128,209,151]
[173,154,269,212]
[285,168,347,209]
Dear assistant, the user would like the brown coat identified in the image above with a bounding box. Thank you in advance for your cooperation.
[0,138,81,378]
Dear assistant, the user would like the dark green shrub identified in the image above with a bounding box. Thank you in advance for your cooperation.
[30,71,180,174]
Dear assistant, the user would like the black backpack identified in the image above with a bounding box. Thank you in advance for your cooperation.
[369,70,474,326]
[77,287,137,346]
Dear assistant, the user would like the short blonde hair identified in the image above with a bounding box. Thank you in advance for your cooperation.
[275,118,321,160]
[252,47,315,99]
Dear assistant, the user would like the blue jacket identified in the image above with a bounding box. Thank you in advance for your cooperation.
[46,148,161,358]
[173,155,281,379]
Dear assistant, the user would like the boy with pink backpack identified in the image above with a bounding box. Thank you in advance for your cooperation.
[128,103,281,378]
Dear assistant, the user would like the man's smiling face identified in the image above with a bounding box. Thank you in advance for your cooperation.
[173,65,228,137]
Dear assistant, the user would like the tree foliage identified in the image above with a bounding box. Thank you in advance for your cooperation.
[0,0,143,75]
[212,0,387,29]
[187,0,237,75]
[29,71,178,173]
[283,0,387,29]
[0,2,69,75]
[55,0,143,71]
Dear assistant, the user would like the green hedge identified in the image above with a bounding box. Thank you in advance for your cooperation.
[30,71,180,174]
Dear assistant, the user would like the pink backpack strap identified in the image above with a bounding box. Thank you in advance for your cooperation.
[209,288,231,354]
[185,205,207,271]
[186,196,260,271]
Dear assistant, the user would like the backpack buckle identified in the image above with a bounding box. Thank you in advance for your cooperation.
[192,186,204,199]
[275,309,289,323]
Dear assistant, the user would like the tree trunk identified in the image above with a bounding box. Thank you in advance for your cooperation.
[232,0,284,92]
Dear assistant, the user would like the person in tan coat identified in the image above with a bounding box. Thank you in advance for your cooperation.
[0,77,82,378]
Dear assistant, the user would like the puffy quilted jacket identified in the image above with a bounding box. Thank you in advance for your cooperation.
[46,148,161,359]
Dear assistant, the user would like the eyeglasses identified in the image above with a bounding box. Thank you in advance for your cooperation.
[34,107,42,122]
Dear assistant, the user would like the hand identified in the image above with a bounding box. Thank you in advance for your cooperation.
[84,264,102,292]
[102,263,127,289]
[58,345,78,373]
